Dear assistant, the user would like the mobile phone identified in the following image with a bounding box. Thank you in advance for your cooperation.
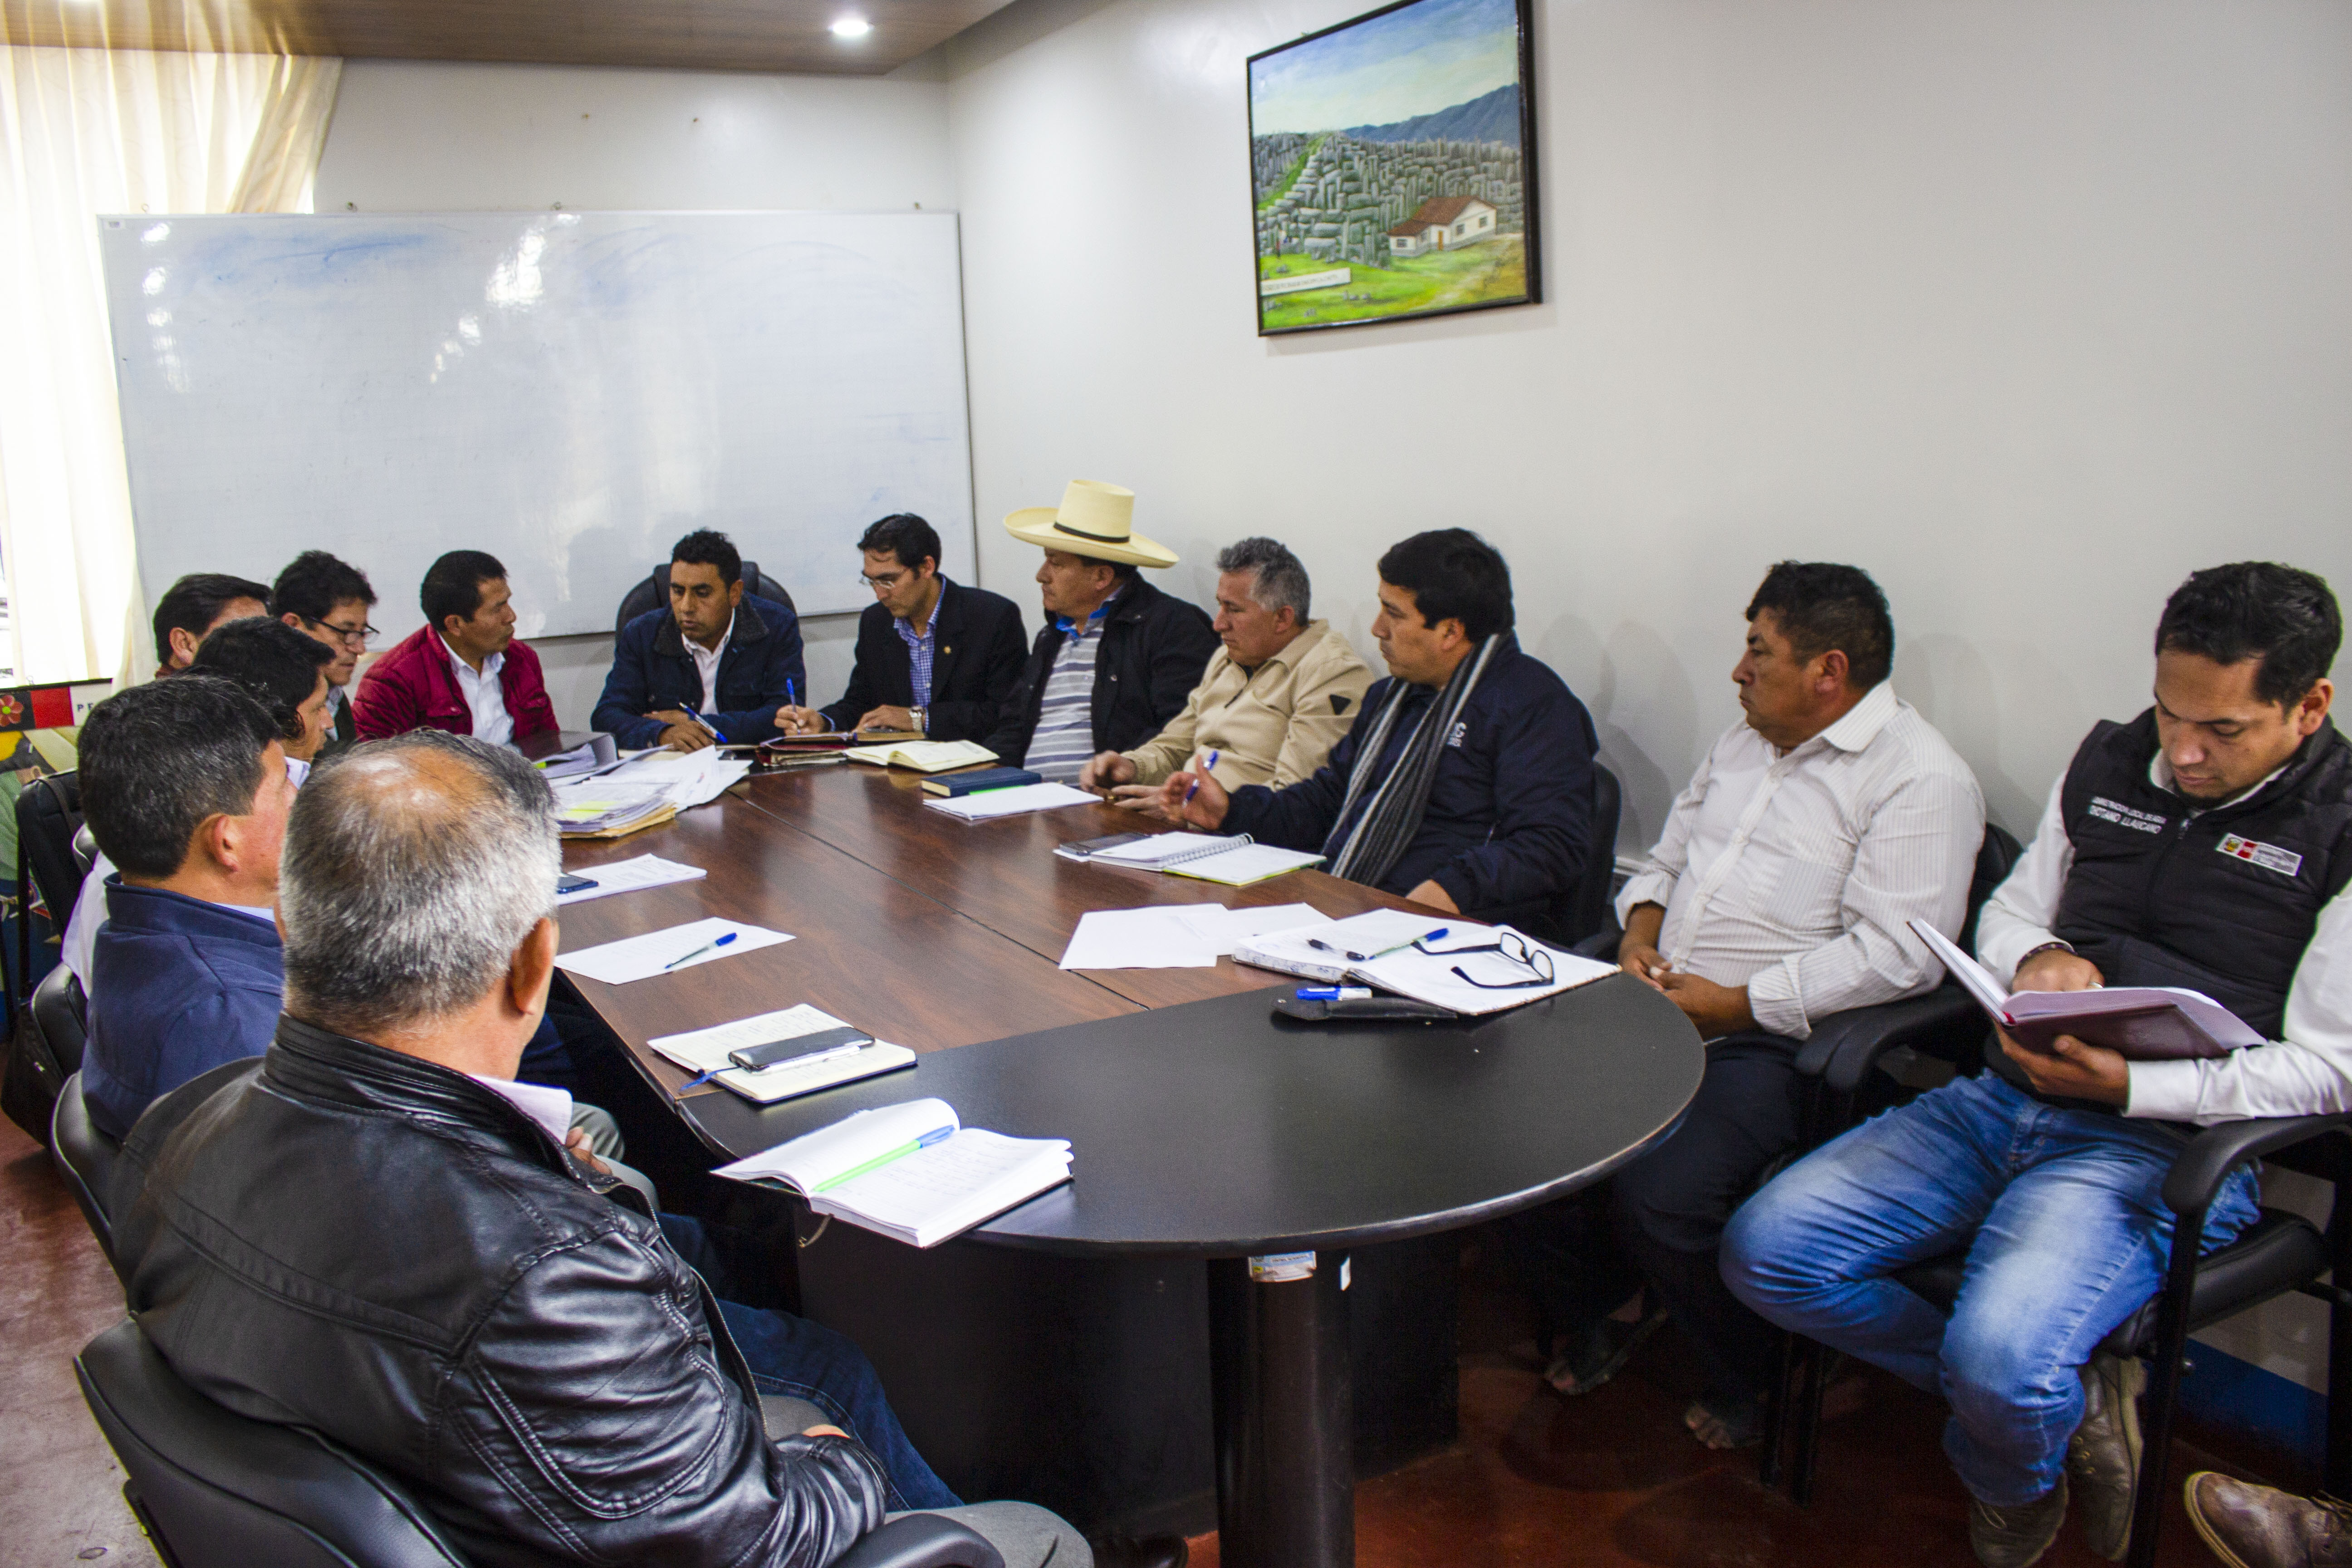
[728,1026,873,1073]
[556,872,597,894]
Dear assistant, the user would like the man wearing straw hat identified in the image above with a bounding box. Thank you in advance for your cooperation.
[982,480,1220,784]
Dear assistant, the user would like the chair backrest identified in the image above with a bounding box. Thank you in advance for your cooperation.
[1563,764,1623,946]
[75,1318,475,1568]
[72,823,96,876]
[50,1070,122,1278]
[614,560,791,637]
[1956,821,2024,956]
[35,961,88,1076]
[15,769,84,929]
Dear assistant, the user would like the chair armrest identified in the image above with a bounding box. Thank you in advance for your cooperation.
[2161,1113,2352,1216]
[833,1514,1007,1568]
[1800,989,1982,1092]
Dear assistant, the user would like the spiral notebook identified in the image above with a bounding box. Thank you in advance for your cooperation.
[1082,832,1324,887]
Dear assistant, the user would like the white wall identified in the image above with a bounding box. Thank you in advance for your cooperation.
[312,59,961,725]
[942,0,2352,856]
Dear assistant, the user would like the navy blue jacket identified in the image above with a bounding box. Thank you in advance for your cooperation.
[1221,634,1598,927]
[83,878,283,1140]
[592,594,806,748]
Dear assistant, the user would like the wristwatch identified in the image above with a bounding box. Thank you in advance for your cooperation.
[2016,939,2075,968]
[912,707,928,736]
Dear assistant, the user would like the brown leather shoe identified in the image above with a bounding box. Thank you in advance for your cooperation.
[1970,1476,2068,1568]
[2184,1472,2352,1567]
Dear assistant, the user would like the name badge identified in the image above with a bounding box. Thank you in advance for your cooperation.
[2218,833,2304,878]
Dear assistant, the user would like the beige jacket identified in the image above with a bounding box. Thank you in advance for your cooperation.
[1122,620,1376,790]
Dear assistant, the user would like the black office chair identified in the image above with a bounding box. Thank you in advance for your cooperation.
[50,1070,124,1281]
[1769,1120,2352,1568]
[1540,764,1621,948]
[72,823,96,877]
[3,955,88,1147]
[614,561,792,637]
[77,1316,1010,1568]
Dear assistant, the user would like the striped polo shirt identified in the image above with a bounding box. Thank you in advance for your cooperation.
[1023,593,1119,782]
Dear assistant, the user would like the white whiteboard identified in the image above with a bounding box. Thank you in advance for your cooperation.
[101,211,976,638]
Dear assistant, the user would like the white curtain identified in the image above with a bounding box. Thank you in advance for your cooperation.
[0,47,341,687]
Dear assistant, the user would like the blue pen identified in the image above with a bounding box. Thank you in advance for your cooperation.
[1308,926,1448,963]
[1181,749,1222,805]
[680,703,728,745]
[664,931,737,970]
[1298,986,1373,1001]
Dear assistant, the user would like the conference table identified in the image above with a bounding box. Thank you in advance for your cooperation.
[554,759,1703,1568]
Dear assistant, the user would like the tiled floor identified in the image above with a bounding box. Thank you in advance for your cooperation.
[2,1106,2267,1568]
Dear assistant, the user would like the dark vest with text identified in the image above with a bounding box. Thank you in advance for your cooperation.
[2050,710,2352,1039]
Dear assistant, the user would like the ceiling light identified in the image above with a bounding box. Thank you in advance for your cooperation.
[830,15,872,37]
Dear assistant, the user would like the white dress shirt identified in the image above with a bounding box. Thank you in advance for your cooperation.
[441,635,514,748]
[1976,756,2352,1125]
[1615,682,1987,1039]
[687,613,734,716]
[467,1072,575,1144]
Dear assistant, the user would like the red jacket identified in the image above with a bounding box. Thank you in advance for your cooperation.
[352,626,559,745]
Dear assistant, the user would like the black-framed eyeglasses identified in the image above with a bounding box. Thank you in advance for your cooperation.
[306,616,377,649]
[1429,929,1557,990]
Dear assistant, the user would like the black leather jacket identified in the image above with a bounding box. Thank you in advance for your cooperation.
[110,1016,891,1568]
[981,575,1219,766]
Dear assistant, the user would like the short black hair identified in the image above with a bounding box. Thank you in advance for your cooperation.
[421,550,507,629]
[858,514,943,573]
[271,550,377,623]
[1377,529,1513,640]
[1744,562,1896,691]
[152,572,271,666]
[80,675,280,879]
[2156,562,2342,708]
[191,616,334,743]
[670,529,742,588]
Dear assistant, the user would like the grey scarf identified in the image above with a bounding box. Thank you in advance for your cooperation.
[1321,636,1500,889]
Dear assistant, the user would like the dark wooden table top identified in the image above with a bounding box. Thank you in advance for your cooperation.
[740,763,1426,1009]
[681,980,1705,1255]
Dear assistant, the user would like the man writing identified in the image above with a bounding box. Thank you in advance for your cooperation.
[778,513,1027,741]
[108,730,1090,1567]
[1078,536,1371,802]
[594,529,805,750]
[354,549,558,747]
[1726,563,2351,1568]
[981,480,1219,783]
[1156,529,1594,927]
[272,549,379,755]
[1514,563,1982,1455]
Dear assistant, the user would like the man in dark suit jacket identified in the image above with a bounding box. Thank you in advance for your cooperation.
[779,514,1026,743]
[593,529,806,750]
[980,480,1220,782]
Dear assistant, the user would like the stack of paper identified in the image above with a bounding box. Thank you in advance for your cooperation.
[714,1098,1073,1249]
[555,917,794,985]
[648,1004,917,1104]
[551,783,676,839]
[554,854,709,906]
[924,781,1100,821]
[534,733,620,780]
[1234,908,1470,983]
[1237,911,1615,1014]
[1058,903,1329,969]
[605,747,755,809]
[844,739,998,772]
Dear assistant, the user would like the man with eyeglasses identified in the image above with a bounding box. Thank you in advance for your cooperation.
[777,514,1027,742]
[272,550,379,756]
[1501,562,1983,1459]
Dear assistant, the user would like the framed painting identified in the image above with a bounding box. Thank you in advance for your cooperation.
[1248,0,1540,335]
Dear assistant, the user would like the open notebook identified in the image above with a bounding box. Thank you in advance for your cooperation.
[713,1098,1073,1248]
[647,1004,916,1104]
[843,739,999,772]
[1082,832,1324,887]
[1907,919,2261,1059]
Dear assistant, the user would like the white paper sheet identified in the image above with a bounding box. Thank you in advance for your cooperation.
[924,781,1100,821]
[1172,903,1332,957]
[556,917,794,985]
[1058,907,1221,969]
[555,854,709,906]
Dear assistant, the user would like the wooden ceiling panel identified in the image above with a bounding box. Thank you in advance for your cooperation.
[0,0,1012,74]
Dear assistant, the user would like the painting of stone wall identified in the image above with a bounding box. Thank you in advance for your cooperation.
[1248,0,1539,334]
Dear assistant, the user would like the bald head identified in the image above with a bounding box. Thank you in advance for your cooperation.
[281,731,559,1039]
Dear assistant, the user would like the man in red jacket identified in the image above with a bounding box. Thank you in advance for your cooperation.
[354,550,558,747]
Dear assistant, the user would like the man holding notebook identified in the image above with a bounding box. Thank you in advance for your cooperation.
[1156,529,1595,928]
[1725,562,2352,1568]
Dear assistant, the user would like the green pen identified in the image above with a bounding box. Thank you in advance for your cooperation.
[814,1124,956,1192]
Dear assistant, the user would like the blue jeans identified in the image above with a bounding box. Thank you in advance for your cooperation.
[1720,1071,2259,1507]
[658,1215,960,1511]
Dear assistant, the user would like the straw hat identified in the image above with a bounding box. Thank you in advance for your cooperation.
[1003,480,1178,569]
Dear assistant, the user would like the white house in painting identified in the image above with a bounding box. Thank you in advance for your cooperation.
[1386,196,1499,257]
